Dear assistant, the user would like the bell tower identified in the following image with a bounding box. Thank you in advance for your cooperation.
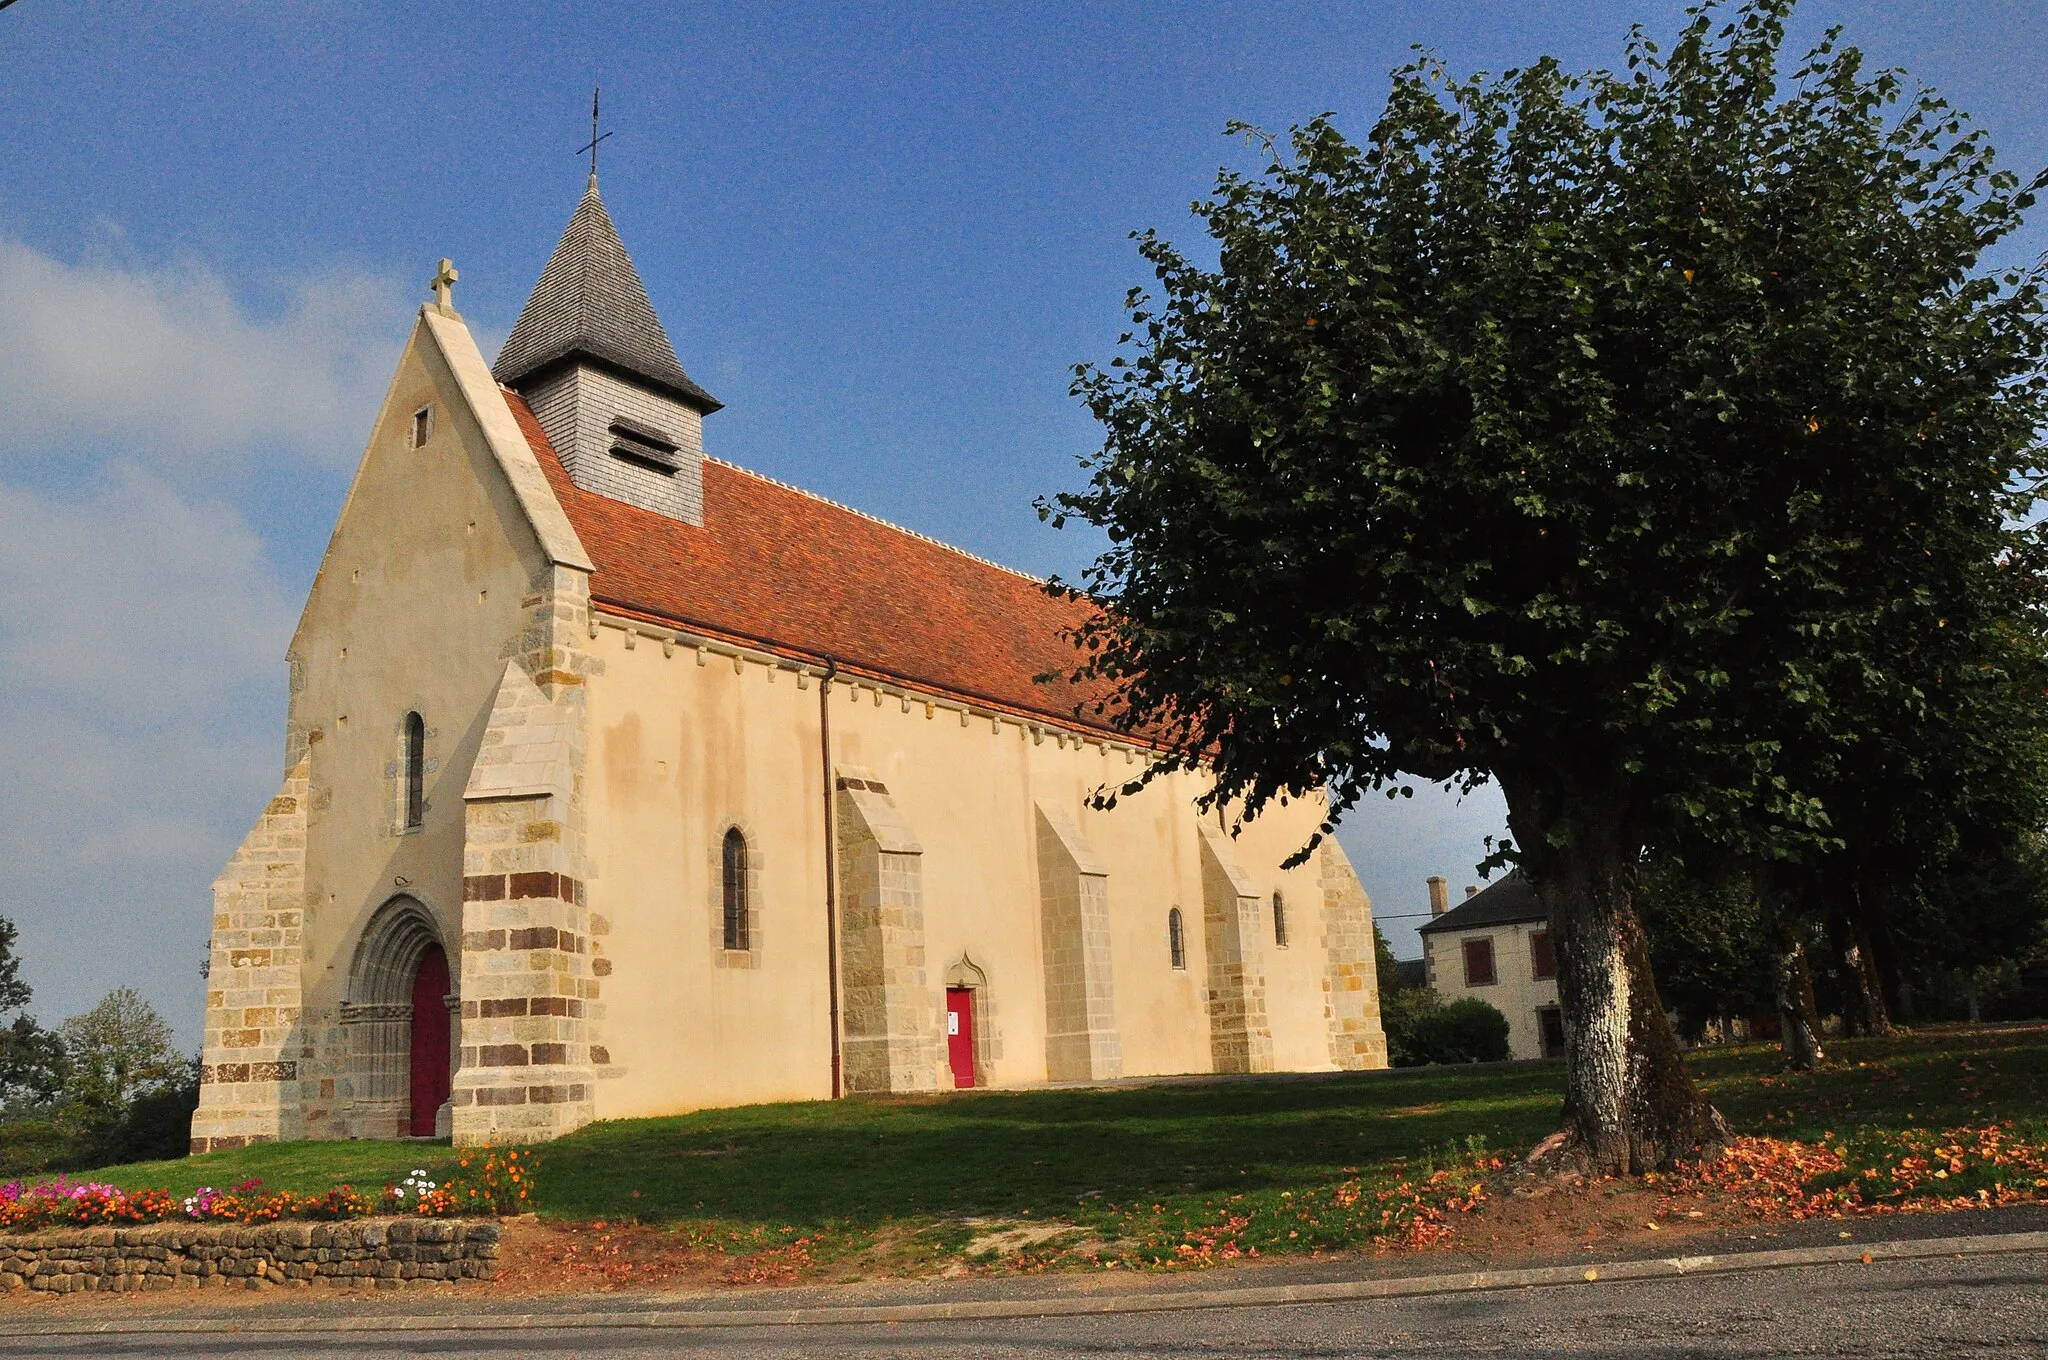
[492,181,721,525]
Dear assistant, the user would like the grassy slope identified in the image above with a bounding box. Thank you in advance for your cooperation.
[79,1027,2048,1230]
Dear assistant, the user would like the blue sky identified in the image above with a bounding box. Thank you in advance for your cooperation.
[2,0,2044,1043]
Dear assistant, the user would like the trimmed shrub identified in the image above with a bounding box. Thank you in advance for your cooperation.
[92,1079,200,1166]
[1386,994,1512,1066]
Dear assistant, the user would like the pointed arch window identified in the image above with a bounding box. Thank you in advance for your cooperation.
[403,712,426,831]
[1168,907,1186,971]
[1272,891,1289,948]
[721,828,751,952]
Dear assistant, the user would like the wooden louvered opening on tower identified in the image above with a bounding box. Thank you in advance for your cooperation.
[608,416,682,474]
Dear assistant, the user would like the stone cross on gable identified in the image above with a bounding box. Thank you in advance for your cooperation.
[430,258,459,316]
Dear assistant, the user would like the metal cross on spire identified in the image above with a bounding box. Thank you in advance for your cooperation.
[577,84,613,186]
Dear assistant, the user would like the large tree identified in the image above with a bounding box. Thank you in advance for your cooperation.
[59,988,183,1127]
[1048,0,2048,1170]
[0,918,63,1108]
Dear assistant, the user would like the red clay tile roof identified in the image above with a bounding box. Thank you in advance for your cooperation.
[504,390,1123,733]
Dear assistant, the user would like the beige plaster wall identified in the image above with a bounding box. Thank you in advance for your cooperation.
[582,636,834,1117]
[284,318,553,1134]
[1424,920,1560,1060]
[582,618,1379,1117]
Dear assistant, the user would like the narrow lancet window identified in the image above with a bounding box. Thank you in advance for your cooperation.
[403,712,426,830]
[1273,891,1288,948]
[722,828,750,951]
[1168,907,1186,970]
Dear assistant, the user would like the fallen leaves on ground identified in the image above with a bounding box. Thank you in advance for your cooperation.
[1658,1122,2048,1219]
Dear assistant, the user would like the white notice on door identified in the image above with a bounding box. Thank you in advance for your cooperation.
[947,1012,960,1036]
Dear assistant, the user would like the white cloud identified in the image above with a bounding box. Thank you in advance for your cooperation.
[0,229,403,1046]
[0,236,403,465]
[0,467,298,1042]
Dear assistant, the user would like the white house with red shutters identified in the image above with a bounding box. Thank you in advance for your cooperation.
[1417,873,1563,1061]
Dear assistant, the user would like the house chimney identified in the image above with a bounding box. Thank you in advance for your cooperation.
[1427,876,1449,917]
[1465,884,1480,899]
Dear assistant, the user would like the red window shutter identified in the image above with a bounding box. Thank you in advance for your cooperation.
[1530,930,1556,981]
[1463,937,1496,987]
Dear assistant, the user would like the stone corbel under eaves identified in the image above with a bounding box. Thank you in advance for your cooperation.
[587,610,1151,765]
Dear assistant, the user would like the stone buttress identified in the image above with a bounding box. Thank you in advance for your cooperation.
[191,756,311,1152]
[449,567,603,1145]
[1034,803,1123,1082]
[835,766,939,1093]
[1198,823,1275,1075]
[1317,840,1390,1070]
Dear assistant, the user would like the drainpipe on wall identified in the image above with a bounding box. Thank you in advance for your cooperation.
[820,656,843,1098]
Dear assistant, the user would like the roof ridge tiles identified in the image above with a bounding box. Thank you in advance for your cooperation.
[700,455,1048,587]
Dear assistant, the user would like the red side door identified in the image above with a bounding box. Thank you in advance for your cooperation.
[945,987,975,1089]
[409,945,451,1136]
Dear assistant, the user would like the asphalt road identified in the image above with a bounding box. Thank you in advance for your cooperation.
[0,1250,2042,1359]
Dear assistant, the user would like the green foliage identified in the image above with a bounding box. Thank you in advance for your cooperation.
[1045,0,2048,1157]
[0,919,64,1111]
[0,918,36,1018]
[58,988,185,1130]
[1892,832,2048,1019]
[0,1114,92,1178]
[1379,986,1439,1066]
[1374,923,1407,1000]
[0,1017,69,1110]
[1051,0,2047,870]
[1638,857,1774,1040]
[1384,993,1513,1067]
[86,1059,200,1167]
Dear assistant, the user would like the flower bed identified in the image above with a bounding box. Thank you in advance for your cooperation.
[0,1150,534,1233]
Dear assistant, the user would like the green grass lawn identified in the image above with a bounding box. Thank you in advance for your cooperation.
[1691,1025,2048,1139]
[68,1025,2048,1269]
[85,1062,1563,1224]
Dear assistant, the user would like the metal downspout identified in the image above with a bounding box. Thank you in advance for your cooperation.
[821,657,843,1098]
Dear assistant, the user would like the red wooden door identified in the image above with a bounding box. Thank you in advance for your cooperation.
[408,945,451,1136]
[945,987,975,1089]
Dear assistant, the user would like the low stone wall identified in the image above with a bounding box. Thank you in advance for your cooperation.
[0,1219,500,1294]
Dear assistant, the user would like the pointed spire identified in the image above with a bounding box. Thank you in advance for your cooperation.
[492,182,720,413]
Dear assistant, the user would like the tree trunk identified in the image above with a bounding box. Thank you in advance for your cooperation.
[1769,925,1826,1070]
[1823,866,1887,1038]
[1853,867,1911,1024]
[1504,779,1727,1173]
[1852,917,1893,1035]
[1760,868,1825,1070]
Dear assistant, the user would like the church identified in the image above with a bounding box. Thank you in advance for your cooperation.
[192,178,1390,1151]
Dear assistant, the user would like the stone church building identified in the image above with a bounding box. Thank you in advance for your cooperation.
[192,181,1389,1151]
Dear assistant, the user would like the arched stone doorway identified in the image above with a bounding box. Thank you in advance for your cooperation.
[341,896,453,1138]
[942,954,1000,1089]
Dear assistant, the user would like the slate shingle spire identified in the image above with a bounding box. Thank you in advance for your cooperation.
[493,181,720,413]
